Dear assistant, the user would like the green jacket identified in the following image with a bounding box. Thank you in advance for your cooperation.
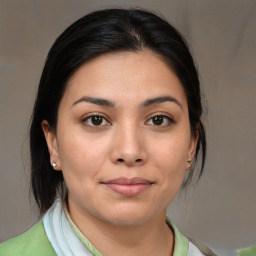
[0,219,217,256]
[0,221,56,256]
[237,245,256,256]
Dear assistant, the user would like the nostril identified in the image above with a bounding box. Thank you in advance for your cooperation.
[117,158,142,163]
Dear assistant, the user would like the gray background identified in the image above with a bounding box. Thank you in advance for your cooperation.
[0,0,255,254]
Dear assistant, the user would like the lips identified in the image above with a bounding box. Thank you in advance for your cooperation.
[102,177,154,196]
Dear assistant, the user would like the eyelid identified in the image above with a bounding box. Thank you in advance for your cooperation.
[81,112,111,125]
[145,112,176,125]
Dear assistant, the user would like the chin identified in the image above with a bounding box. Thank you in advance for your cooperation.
[100,205,159,227]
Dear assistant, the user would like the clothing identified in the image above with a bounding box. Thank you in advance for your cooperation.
[0,198,215,256]
[237,245,256,256]
[0,221,56,256]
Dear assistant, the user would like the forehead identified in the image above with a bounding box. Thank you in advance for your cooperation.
[60,50,187,108]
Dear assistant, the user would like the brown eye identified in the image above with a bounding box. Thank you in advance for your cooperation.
[91,116,103,126]
[146,114,175,127]
[82,114,110,127]
[152,116,164,125]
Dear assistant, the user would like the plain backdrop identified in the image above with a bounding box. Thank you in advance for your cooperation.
[1,0,255,255]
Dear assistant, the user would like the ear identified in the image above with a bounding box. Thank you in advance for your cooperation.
[42,120,62,171]
[186,129,199,171]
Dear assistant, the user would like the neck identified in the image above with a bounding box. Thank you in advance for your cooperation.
[68,201,174,256]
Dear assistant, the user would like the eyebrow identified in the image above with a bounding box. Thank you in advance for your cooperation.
[72,96,116,108]
[141,96,183,110]
[72,95,182,110]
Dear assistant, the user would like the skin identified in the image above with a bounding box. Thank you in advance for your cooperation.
[43,50,198,256]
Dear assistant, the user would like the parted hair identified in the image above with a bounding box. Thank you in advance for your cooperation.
[30,8,206,214]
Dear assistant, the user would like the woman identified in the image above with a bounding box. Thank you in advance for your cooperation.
[0,8,218,256]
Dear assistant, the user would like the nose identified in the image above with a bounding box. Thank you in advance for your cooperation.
[110,123,148,167]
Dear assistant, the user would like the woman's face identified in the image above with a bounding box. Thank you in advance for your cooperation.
[43,50,198,226]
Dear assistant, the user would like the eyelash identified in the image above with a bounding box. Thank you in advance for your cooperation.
[81,112,175,127]
[81,113,111,127]
[145,113,176,127]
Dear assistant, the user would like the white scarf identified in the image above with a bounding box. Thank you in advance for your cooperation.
[43,198,93,256]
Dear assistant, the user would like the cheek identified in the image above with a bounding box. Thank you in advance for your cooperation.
[150,132,190,191]
[57,131,109,184]
[153,133,189,168]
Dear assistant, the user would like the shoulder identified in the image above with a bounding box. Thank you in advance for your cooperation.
[237,245,256,256]
[168,219,218,256]
[0,220,56,256]
[188,237,218,256]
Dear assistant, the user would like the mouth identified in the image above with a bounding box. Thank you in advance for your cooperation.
[101,177,154,196]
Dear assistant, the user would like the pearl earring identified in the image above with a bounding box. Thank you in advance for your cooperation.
[52,162,57,168]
